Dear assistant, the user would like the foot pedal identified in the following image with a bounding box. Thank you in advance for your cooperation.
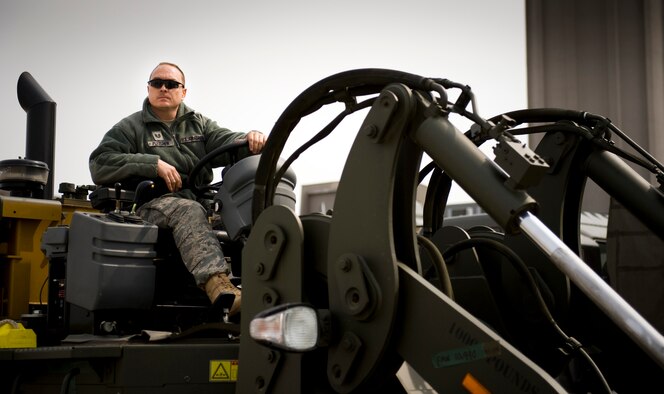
[210,294,236,323]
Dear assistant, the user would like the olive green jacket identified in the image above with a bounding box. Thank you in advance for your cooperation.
[89,98,249,199]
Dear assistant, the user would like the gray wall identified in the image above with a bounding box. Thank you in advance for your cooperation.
[527,0,664,332]
[526,0,664,213]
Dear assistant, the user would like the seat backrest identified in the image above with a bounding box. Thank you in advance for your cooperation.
[215,155,297,240]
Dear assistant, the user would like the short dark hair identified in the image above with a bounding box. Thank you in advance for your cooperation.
[150,62,186,85]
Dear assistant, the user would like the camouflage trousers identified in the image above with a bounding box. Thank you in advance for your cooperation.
[137,196,229,286]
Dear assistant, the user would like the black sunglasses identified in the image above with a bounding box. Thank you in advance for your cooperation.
[147,79,184,89]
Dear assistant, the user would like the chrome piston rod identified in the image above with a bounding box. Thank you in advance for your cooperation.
[519,211,664,369]
[413,112,664,368]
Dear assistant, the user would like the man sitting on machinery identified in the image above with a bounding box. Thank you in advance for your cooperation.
[89,62,266,317]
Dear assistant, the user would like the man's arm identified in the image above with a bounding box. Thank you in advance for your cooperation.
[89,126,159,186]
[202,116,265,167]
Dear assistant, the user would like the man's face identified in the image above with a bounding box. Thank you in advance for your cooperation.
[147,65,187,111]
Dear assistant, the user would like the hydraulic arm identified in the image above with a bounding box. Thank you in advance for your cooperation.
[242,69,664,393]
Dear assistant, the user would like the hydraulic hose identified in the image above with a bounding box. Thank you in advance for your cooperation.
[416,234,453,299]
[442,236,612,394]
[488,108,591,126]
[252,68,449,222]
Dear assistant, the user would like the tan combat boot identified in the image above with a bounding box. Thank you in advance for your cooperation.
[205,272,241,316]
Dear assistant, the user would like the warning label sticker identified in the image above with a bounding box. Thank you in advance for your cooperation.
[209,360,239,382]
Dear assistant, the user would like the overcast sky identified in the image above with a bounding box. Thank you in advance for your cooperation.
[1,0,527,205]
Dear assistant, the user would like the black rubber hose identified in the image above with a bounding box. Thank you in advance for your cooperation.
[443,236,612,394]
[273,97,375,185]
[60,367,80,394]
[252,68,447,222]
[487,108,592,126]
[416,234,454,299]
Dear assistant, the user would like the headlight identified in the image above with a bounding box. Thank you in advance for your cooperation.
[249,304,328,352]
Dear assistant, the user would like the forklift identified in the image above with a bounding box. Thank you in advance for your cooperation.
[1,69,663,393]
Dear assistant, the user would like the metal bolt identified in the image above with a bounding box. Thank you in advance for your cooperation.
[341,336,356,352]
[338,258,352,272]
[255,263,265,275]
[363,124,378,138]
[267,350,275,363]
[331,364,342,380]
[256,376,265,390]
[349,289,360,305]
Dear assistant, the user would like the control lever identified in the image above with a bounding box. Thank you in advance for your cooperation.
[113,182,122,214]
[108,181,154,224]
[112,180,156,224]
[106,183,127,223]
[130,180,156,215]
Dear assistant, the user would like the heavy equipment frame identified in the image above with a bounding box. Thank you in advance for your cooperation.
[1,69,663,393]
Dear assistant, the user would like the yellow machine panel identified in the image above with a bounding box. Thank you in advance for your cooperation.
[0,194,95,319]
[1,195,61,319]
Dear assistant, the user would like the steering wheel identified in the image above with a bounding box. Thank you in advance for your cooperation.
[187,139,249,196]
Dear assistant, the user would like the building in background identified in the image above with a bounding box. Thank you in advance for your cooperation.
[526,0,664,214]
[300,182,483,226]
[299,1,663,332]
[526,0,664,332]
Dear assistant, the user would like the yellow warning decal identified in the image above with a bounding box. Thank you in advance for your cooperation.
[209,359,239,382]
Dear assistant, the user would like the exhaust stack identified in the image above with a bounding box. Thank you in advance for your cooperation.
[17,72,56,199]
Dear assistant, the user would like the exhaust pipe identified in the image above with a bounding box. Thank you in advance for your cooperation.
[17,72,56,199]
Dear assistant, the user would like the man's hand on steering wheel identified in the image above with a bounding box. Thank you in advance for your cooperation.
[245,130,267,154]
